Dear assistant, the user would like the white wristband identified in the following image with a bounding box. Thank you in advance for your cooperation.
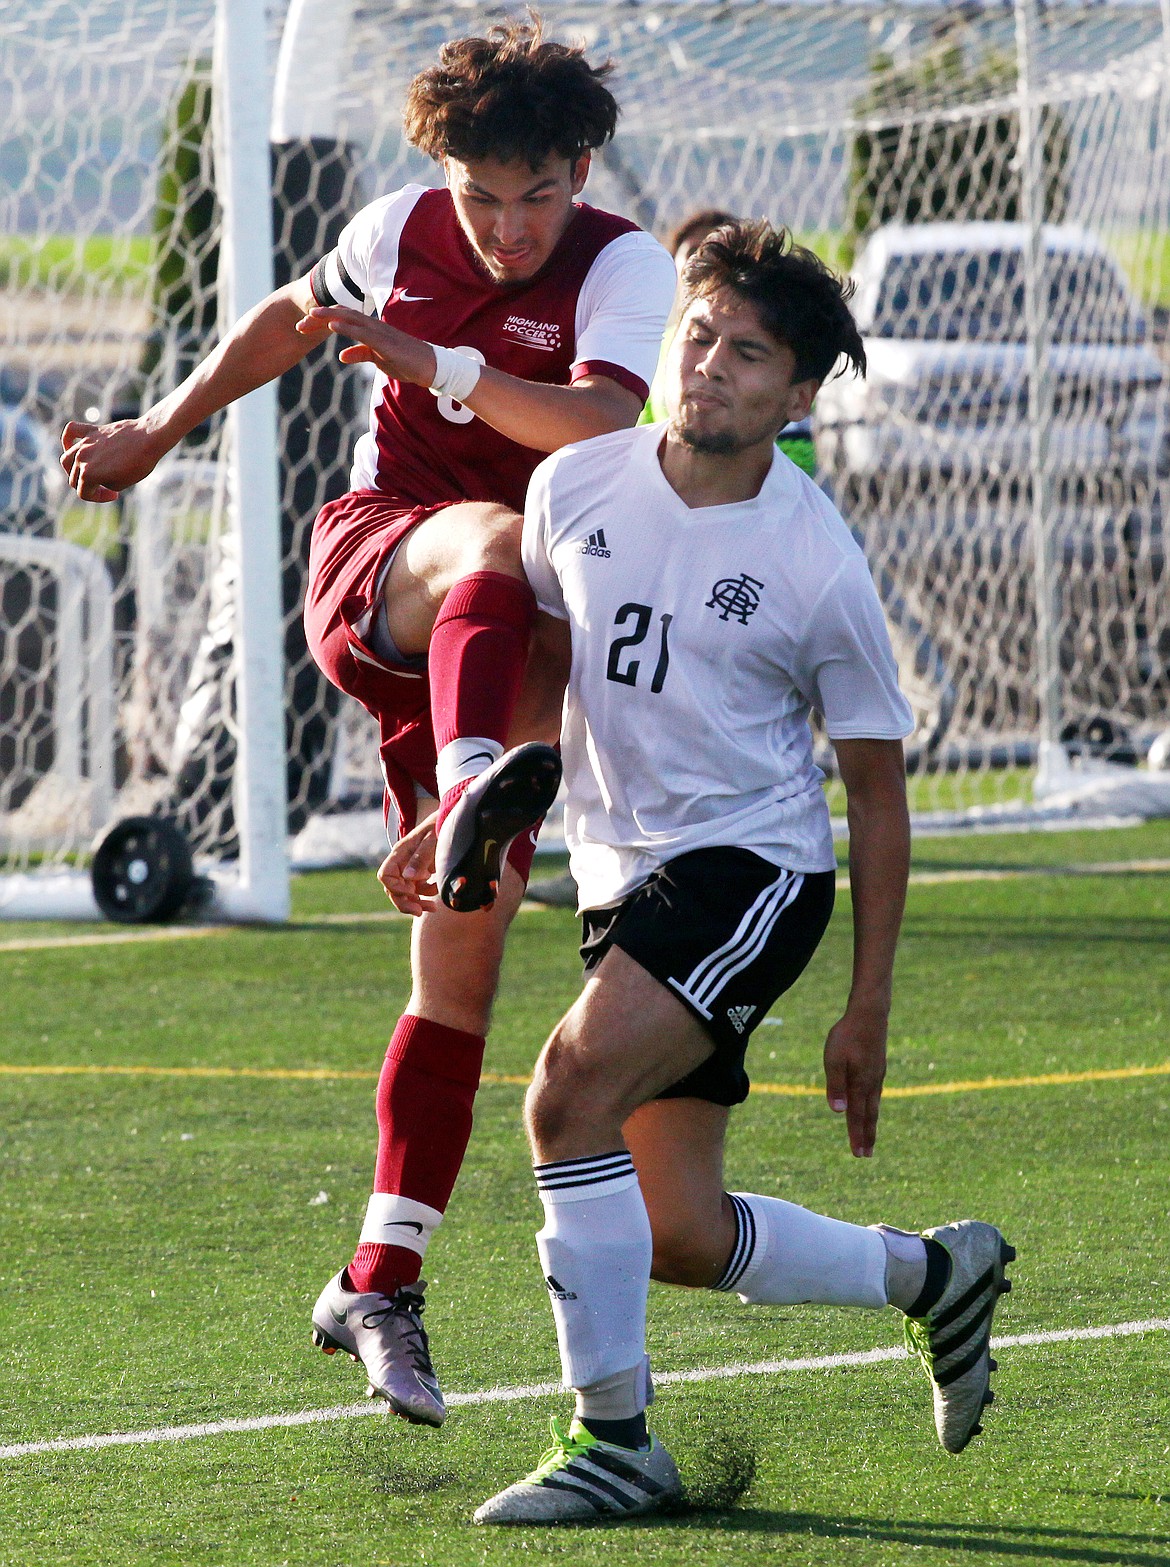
[428,344,482,404]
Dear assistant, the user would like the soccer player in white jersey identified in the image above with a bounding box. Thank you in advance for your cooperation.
[60,20,675,1431]
[382,221,1015,1522]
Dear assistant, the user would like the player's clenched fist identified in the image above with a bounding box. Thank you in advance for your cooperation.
[60,419,162,503]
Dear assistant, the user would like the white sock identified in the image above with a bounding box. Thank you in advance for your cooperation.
[357,1192,443,1262]
[574,1356,655,1422]
[534,1151,652,1397]
[715,1192,888,1309]
[435,736,503,800]
[874,1224,929,1312]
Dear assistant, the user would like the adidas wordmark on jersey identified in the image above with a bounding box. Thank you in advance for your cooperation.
[522,422,914,911]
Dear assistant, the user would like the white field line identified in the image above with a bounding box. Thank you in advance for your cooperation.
[1,857,1166,952]
[2,1317,1166,1462]
[0,926,226,954]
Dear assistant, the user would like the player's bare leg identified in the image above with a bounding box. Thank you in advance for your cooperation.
[314,600,569,1411]
[622,1098,734,1287]
[479,952,1014,1514]
[380,500,526,654]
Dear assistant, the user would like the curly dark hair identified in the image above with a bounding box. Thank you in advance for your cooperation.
[681,220,867,384]
[403,15,619,170]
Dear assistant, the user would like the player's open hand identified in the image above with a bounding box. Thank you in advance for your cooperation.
[823,1003,888,1158]
[300,306,433,386]
[378,812,439,917]
[60,419,162,502]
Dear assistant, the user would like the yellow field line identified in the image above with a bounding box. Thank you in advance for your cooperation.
[751,1061,1170,1098]
[0,1064,380,1081]
[885,857,1170,889]
[1,1061,1167,1097]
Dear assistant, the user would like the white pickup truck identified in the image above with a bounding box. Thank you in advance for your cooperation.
[815,221,1170,509]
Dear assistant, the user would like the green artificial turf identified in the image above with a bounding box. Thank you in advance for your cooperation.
[0,856,1167,1564]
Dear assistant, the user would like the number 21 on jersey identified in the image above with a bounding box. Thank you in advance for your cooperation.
[606,602,672,693]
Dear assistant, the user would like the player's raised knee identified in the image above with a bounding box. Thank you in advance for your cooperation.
[445,501,525,578]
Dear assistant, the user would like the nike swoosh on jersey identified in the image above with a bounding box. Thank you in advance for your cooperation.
[394,291,432,302]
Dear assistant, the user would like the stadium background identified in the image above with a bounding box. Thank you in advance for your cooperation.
[1,0,1169,917]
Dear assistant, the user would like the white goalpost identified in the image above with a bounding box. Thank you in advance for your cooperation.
[1,0,1169,922]
[208,0,288,922]
[0,0,287,921]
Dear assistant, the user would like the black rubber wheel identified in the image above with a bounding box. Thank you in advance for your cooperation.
[91,817,195,924]
[1059,715,1138,767]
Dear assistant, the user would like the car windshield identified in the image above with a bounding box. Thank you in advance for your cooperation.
[871,248,1144,344]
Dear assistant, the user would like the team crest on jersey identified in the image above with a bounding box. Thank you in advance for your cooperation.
[707,574,765,624]
[503,314,561,352]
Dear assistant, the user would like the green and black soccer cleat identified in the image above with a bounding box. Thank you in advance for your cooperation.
[904,1219,1015,1453]
[474,1417,681,1525]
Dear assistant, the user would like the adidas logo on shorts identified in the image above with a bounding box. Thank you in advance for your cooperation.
[726,1004,756,1034]
[578,529,611,558]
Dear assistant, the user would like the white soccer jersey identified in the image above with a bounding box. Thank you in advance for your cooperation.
[522,422,914,911]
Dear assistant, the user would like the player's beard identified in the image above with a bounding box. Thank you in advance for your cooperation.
[670,414,746,456]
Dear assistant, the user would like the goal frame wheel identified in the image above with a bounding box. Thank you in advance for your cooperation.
[90,817,196,925]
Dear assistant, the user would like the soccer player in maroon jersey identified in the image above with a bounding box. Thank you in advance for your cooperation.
[60,19,676,1426]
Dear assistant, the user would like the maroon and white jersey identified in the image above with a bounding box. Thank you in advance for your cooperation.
[309,184,676,512]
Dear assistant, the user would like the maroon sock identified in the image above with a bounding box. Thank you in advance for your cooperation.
[348,1014,486,1297]
[429,571,535,827]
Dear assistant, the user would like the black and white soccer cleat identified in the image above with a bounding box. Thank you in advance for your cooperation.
[435,742,561,913]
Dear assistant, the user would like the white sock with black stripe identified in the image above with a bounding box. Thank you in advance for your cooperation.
[713,1191,889,1308]
[534,1152,653,1408]
[713,1193,758,1292]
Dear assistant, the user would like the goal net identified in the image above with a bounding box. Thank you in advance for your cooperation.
[2,0,1169,917]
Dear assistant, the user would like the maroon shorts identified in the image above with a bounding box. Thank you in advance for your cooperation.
[304,489,541,881]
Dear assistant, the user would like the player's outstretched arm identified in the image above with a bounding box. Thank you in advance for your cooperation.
[61,275,329,503]
[823,737,910,1159]
[305,305,643,452]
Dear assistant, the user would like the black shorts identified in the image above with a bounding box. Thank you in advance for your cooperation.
[580,847,836,1107]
